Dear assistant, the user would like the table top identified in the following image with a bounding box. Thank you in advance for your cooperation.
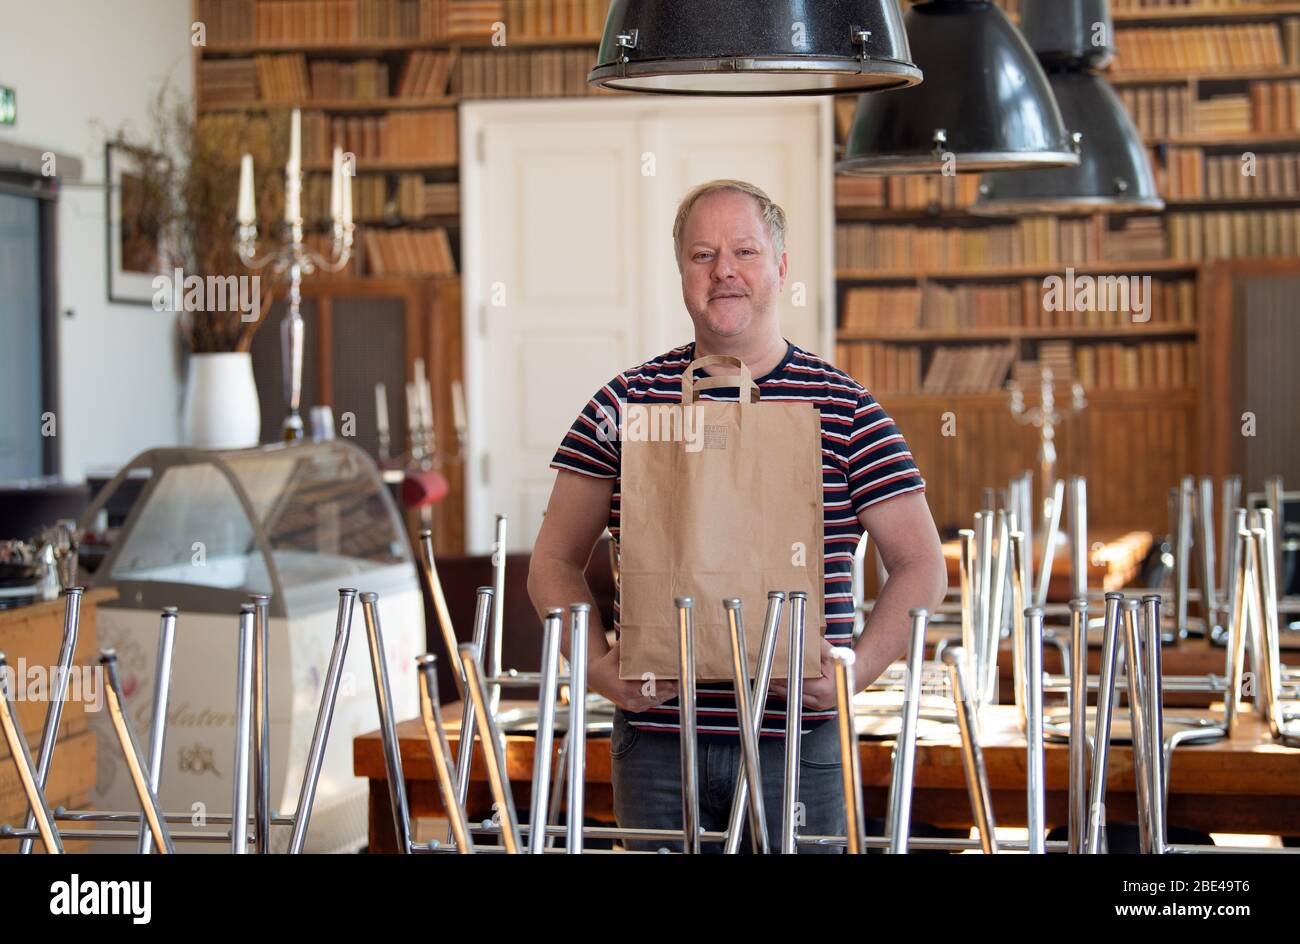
[941,529,1153,597]
[355,701,1300,797]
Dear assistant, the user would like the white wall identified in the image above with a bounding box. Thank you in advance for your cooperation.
[0,1,194,481]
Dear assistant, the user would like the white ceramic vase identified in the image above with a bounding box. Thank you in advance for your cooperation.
[182,352,261,449]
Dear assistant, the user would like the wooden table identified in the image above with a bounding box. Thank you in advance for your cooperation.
[355,701,1300,852]
[941,529,1153,600]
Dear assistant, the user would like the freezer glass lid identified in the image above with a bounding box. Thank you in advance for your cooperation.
[103,442,408,595]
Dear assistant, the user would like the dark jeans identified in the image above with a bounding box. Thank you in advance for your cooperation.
[609,708,846,854]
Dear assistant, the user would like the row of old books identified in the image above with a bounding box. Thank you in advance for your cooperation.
[197,0,258,42]
[308,58,392,98]
[1023,277,1196,328]
[1075,341,1197,391]
[253,0,448,42]
[1193,93,1252,134]
[396,50,458,97]
[839,343,1016,397]
[200,59,259,105]
[1249,80,1300,131]
[1154,145,1205,199]
[840,287,922,332]
[835,174,981,212]
[1117,84,1192,139]
[1167,208,1300,258]
[1106,216,1168,260]
[499,0,611,40]
[199,0,607,44]
[208,52,456,102]
[396,177,459,217]
[301,109,458,163]
[840,278,1195,333]
[836,343,923,396]
[920,284,1022,331]
[1014,340,1075,386]
[1111,25,1285,73]
[1116,80,1300,139]
[305,172,389,221]
[836,217,1104,272]
[453,47,614,98]
[1205,151,1300,198]
[303,227,455,277]
[256,54,313,101]
[921,345,1016,395]
[362,227,457,275]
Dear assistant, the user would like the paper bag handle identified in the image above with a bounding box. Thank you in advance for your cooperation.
[681,355,760,405]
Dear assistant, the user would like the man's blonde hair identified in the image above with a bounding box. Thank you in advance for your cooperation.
[672,179,787,261]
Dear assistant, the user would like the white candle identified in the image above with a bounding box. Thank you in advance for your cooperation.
[288,108,302,173]
[284,170,300,224]
[329,147,343,224]
[237,154,255,225]
[405,382,419,437]
[421,380,434,433]
[452,379,466,434]
[341,158,353,227]
[374,381,389,433]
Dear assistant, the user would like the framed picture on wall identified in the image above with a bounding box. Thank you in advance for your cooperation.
[105,141,166,305]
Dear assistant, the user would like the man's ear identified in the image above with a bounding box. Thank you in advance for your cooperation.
[778,251,788,288]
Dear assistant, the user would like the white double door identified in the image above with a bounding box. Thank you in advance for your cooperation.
[460,96,834,553]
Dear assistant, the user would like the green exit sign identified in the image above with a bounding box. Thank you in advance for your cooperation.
[0,87,14,126]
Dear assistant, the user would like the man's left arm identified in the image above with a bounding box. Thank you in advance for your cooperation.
[850,492,948,691]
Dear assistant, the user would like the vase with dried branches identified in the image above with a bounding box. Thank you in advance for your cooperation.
[111,91,290,447]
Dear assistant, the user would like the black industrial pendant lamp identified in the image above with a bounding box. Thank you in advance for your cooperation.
[972,0,1164,215]
[837,0,1079,175]
[586,0,922,96]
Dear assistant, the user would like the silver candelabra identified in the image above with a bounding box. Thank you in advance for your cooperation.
[235,109,354,442]
[1008,365,1087,516]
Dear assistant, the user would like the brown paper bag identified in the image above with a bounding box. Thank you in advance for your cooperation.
[618,354,825,682]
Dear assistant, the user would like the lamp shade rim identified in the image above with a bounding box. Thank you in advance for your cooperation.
[968,195,1167,216]
[588,57,923,95]
[837,150,1081,176]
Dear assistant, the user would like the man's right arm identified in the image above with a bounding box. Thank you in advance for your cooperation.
[527,470,677,712]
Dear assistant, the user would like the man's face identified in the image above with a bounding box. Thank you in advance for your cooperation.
[678,190,787,340]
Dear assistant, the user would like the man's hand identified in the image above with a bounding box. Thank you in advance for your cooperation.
[767,638,839,711]
[586,641,679,713]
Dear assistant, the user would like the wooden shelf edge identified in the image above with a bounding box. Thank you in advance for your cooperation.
[199,97,458,113]
[836,259,1202,282]
[202,36,602,54]
[872,388,1199,405]
[1113,2,1300,22]
[837,324,1199,342]
[1109,65,1300,85]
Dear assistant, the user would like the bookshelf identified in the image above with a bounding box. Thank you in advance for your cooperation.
[194,0,615,279]
[841,0,1300,533]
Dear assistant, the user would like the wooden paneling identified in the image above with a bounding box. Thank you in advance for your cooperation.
[886,390,1197,536]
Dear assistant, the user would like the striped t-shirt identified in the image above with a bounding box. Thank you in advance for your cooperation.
[550,341,925,737]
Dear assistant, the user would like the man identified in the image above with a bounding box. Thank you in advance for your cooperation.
[527,179,947,853]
